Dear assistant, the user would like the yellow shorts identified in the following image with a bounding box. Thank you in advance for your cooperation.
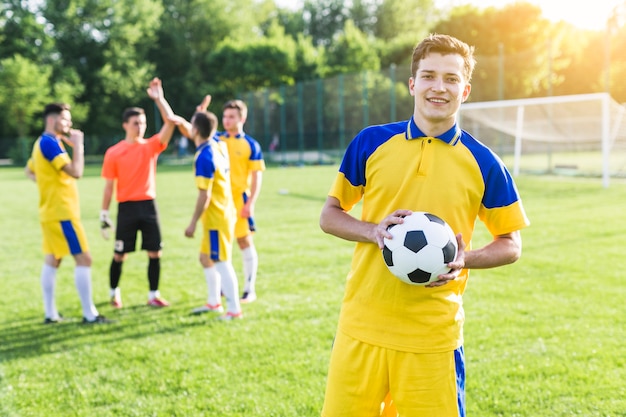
[234,191,256,239]
[321,329,465,417]
[200,223,234,262]
[41,219,90,258]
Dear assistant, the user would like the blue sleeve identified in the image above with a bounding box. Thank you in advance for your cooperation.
[39,135,65,162]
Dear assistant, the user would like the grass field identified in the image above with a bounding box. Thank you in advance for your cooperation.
[1,164,625,417]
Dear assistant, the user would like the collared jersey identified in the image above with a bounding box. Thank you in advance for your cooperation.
[101,134,166,202]
[27,133,80,222]
[328,117,530,353]
[194,139,236,229]
[215,131,265,194]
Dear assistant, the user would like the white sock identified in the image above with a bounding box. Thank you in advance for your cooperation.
[149,290,160,300]
[203,266,221,306]
[242,245,258,294]
[41,263,59,319]
[110,287,121,299]
[215,261,241,314]
[75,266,98,320]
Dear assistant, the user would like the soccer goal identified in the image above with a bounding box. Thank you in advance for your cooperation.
[459,93,626,187]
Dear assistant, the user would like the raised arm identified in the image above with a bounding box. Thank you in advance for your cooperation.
[146,77,176,146]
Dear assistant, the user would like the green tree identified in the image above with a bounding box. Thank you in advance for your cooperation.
[433,2,557,101]
[303,0,348,46]
[326,20,381,76]
[374,0,436,41]
[0,1,54,63]
[0,55,50,139]
[206,29,298,103]
[40,0,163,139]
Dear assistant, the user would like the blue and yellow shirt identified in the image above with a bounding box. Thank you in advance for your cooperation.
[329,117,530,353]
[215,132,265,195]
[194,139,236,229]
[27,133,80,222]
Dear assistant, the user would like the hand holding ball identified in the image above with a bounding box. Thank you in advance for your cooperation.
[382,212,458,285]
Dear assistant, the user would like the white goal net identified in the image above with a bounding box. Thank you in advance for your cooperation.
[459,93,626,187]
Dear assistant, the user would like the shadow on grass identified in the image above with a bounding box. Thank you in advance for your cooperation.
[0,302,233,363]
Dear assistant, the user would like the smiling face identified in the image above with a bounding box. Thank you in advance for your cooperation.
[409,52,471,135]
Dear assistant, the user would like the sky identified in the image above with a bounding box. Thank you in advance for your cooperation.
[275,0,623,30]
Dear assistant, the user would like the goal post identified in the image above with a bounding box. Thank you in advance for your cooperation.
[459,93,626,187]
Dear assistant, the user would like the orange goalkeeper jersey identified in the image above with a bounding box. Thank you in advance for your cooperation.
[101,134,167,202]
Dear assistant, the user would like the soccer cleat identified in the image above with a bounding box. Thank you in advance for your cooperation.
[110,296,123,309]
[217,311,243,321]
[191,303,224,315]
[147,297,170,307]
[43,315,64,324]
[240,292,257,304]
[82,315,114,324]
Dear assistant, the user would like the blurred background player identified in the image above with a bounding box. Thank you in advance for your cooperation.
[196,97,266,303]
[175,104,243,320]
[25,103,109,324]
[100,77,177,308]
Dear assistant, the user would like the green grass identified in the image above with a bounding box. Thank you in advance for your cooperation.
[1,165,625,416]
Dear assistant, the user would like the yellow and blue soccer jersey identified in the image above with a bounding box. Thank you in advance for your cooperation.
[26,133,80,222]
[194,139,237,260]
[329,117,530,353]
[215,131,265,195]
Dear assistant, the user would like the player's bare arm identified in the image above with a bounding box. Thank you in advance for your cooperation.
[320,197,410,247]
[196,95,211,112]
[146,77,177,145]
[25,165,36,181]
[169,115,192,138]
[185,188,210,238]
[459,231,522,270]
[61,129,85,178]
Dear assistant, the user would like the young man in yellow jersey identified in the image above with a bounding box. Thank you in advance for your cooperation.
[196,97,266,304]
[26,103,110,324]
[319,34,530,416]
[174,103,243,321]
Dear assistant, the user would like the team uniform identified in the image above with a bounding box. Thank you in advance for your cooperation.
[322,118,530,416]
[194,139,237,260]
[27,133,89,258]
[215,131,265,238]
[101,134,167,253]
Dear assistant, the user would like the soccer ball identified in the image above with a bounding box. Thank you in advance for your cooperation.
[382,211,458,285]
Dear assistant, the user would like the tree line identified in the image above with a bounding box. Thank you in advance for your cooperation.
[1,0,624,161]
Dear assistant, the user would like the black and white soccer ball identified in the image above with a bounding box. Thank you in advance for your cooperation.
[382,211,458,285]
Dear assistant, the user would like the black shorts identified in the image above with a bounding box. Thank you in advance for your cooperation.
[114,200,162,254]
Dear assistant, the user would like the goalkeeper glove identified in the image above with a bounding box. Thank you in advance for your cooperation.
[100,210,114,240]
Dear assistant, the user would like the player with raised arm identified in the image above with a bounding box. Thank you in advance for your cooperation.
[100,77,177,308]
[174,101,243,321]
[194,96,265,303]
[25,103,110,324]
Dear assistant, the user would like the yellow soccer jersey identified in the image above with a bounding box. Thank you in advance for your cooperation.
[27,133,80,222]
[329,118,530,353]
[215,131,265,195]
[194,139,237,236]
